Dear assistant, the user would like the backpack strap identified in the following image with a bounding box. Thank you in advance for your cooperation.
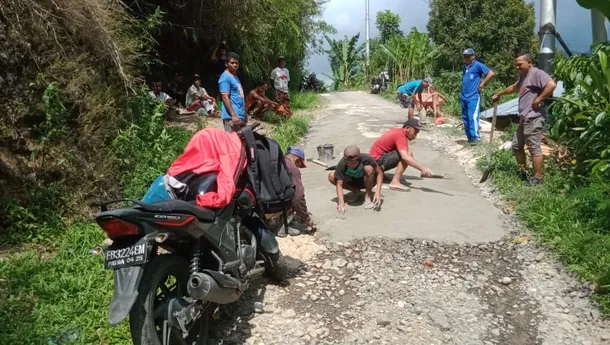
[240,126,257,164]
[266,139,285,200]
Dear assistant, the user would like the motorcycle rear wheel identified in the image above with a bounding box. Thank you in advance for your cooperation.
[130,255,211,345]
[263,250,289,282]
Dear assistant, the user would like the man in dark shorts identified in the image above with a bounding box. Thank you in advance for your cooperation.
[397,77,432,120]
[369,118,434,191]
[492,51,556,187]
[218,52,247,132]
[328,145,383,213]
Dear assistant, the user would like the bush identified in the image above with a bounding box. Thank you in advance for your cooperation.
[112,88,191,198]
[550,43,610,180]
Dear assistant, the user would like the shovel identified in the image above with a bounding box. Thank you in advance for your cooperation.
[479,102,498,183]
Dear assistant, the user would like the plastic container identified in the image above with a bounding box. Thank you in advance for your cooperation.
[142,175,172,203]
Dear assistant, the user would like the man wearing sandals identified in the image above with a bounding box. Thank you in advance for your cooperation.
[328,146,383,213]
[369,119,434,191]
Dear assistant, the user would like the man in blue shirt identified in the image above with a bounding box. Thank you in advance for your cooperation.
[461,48,495,143]
[219,52,247,132]
[397,77,432,120]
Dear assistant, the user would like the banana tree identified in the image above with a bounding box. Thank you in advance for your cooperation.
[323,33,365,91]
[379,28,440,85]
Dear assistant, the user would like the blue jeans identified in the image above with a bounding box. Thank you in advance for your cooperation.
[461,97,481,141]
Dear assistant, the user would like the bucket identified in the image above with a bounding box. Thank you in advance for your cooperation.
[317,144,334,162]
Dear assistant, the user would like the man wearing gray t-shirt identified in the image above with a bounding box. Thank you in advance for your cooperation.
[493,52,556,187]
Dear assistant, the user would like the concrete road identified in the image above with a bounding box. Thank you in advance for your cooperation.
[300,91,505,243]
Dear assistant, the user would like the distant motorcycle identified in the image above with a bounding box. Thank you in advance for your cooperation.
[299,73,322,92]
[370,71,390,94]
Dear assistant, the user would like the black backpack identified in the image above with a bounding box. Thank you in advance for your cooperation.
[240,126,296,228]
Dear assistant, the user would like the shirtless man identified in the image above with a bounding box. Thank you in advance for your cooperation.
[246,82,278,119]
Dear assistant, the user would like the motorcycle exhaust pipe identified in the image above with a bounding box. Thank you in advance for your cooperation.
[187,272,241,304]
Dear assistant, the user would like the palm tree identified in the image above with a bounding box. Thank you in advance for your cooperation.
[324,33,365,91]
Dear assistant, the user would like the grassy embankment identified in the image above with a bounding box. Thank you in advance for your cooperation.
[0,91,319,345]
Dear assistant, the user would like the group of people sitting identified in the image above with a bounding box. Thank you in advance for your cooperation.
[148,51,293,128]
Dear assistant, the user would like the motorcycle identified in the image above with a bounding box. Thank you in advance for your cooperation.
[370,71,390,94]
[91,122,288,345]
[299,73,321,92]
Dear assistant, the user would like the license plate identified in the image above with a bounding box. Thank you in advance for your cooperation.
[104,243,148,270]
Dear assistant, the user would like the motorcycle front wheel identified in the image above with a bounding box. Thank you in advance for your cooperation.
[130,255,211,345]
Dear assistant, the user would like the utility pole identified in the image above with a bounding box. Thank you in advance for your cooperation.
[538,0,556,126]
[365,0,370,70]
[591,9,608,44]
[538,0,556,75]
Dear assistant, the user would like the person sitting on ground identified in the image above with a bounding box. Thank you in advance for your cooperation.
[246,82,278,120]
[186,74,218,117]
[167,72,186,106]
[328,145,384,213]
[219,52,247,132]
[149,81,174,105]
[270,146,316,237]
[397,77,432,120]
[369,118,434,192]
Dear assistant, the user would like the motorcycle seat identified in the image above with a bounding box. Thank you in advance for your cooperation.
[138,199,216,222]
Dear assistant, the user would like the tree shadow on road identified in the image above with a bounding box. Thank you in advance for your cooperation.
[208,255,307,344]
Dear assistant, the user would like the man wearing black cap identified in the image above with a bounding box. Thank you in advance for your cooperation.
[369,119,434,191]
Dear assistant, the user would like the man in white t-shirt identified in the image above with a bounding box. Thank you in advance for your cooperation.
[270,56,292,117]
[149,81,173,104]
[185,74,218,117]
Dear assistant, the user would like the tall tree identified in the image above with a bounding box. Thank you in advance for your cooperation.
[427,0,536,83]
[324,33,364,90]
[375,10,403,43]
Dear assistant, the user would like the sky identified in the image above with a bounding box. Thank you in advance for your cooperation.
[306,0,607,82]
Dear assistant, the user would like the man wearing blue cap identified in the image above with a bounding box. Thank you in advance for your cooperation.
[461,48,495,144]
[271,146,315,237]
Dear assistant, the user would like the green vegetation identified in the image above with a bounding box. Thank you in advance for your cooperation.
[0,0,324,340]
[0,90,318,344]
[323,33,365,91]
[477,42,610,312]
[427,0,536,84]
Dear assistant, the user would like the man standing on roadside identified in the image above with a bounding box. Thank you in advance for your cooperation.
[219,52,246,132]
[270,56,292,115]
[492,52,556,187]
[397,77,432,120]
[369,118,434,192]
[461,48,495,144]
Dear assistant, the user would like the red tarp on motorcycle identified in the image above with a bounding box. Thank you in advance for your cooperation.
[167,128,245,208]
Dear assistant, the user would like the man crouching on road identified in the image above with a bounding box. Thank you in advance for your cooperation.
[270,146,316,237]
[328,145,383,213]
[369,118,433,191]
